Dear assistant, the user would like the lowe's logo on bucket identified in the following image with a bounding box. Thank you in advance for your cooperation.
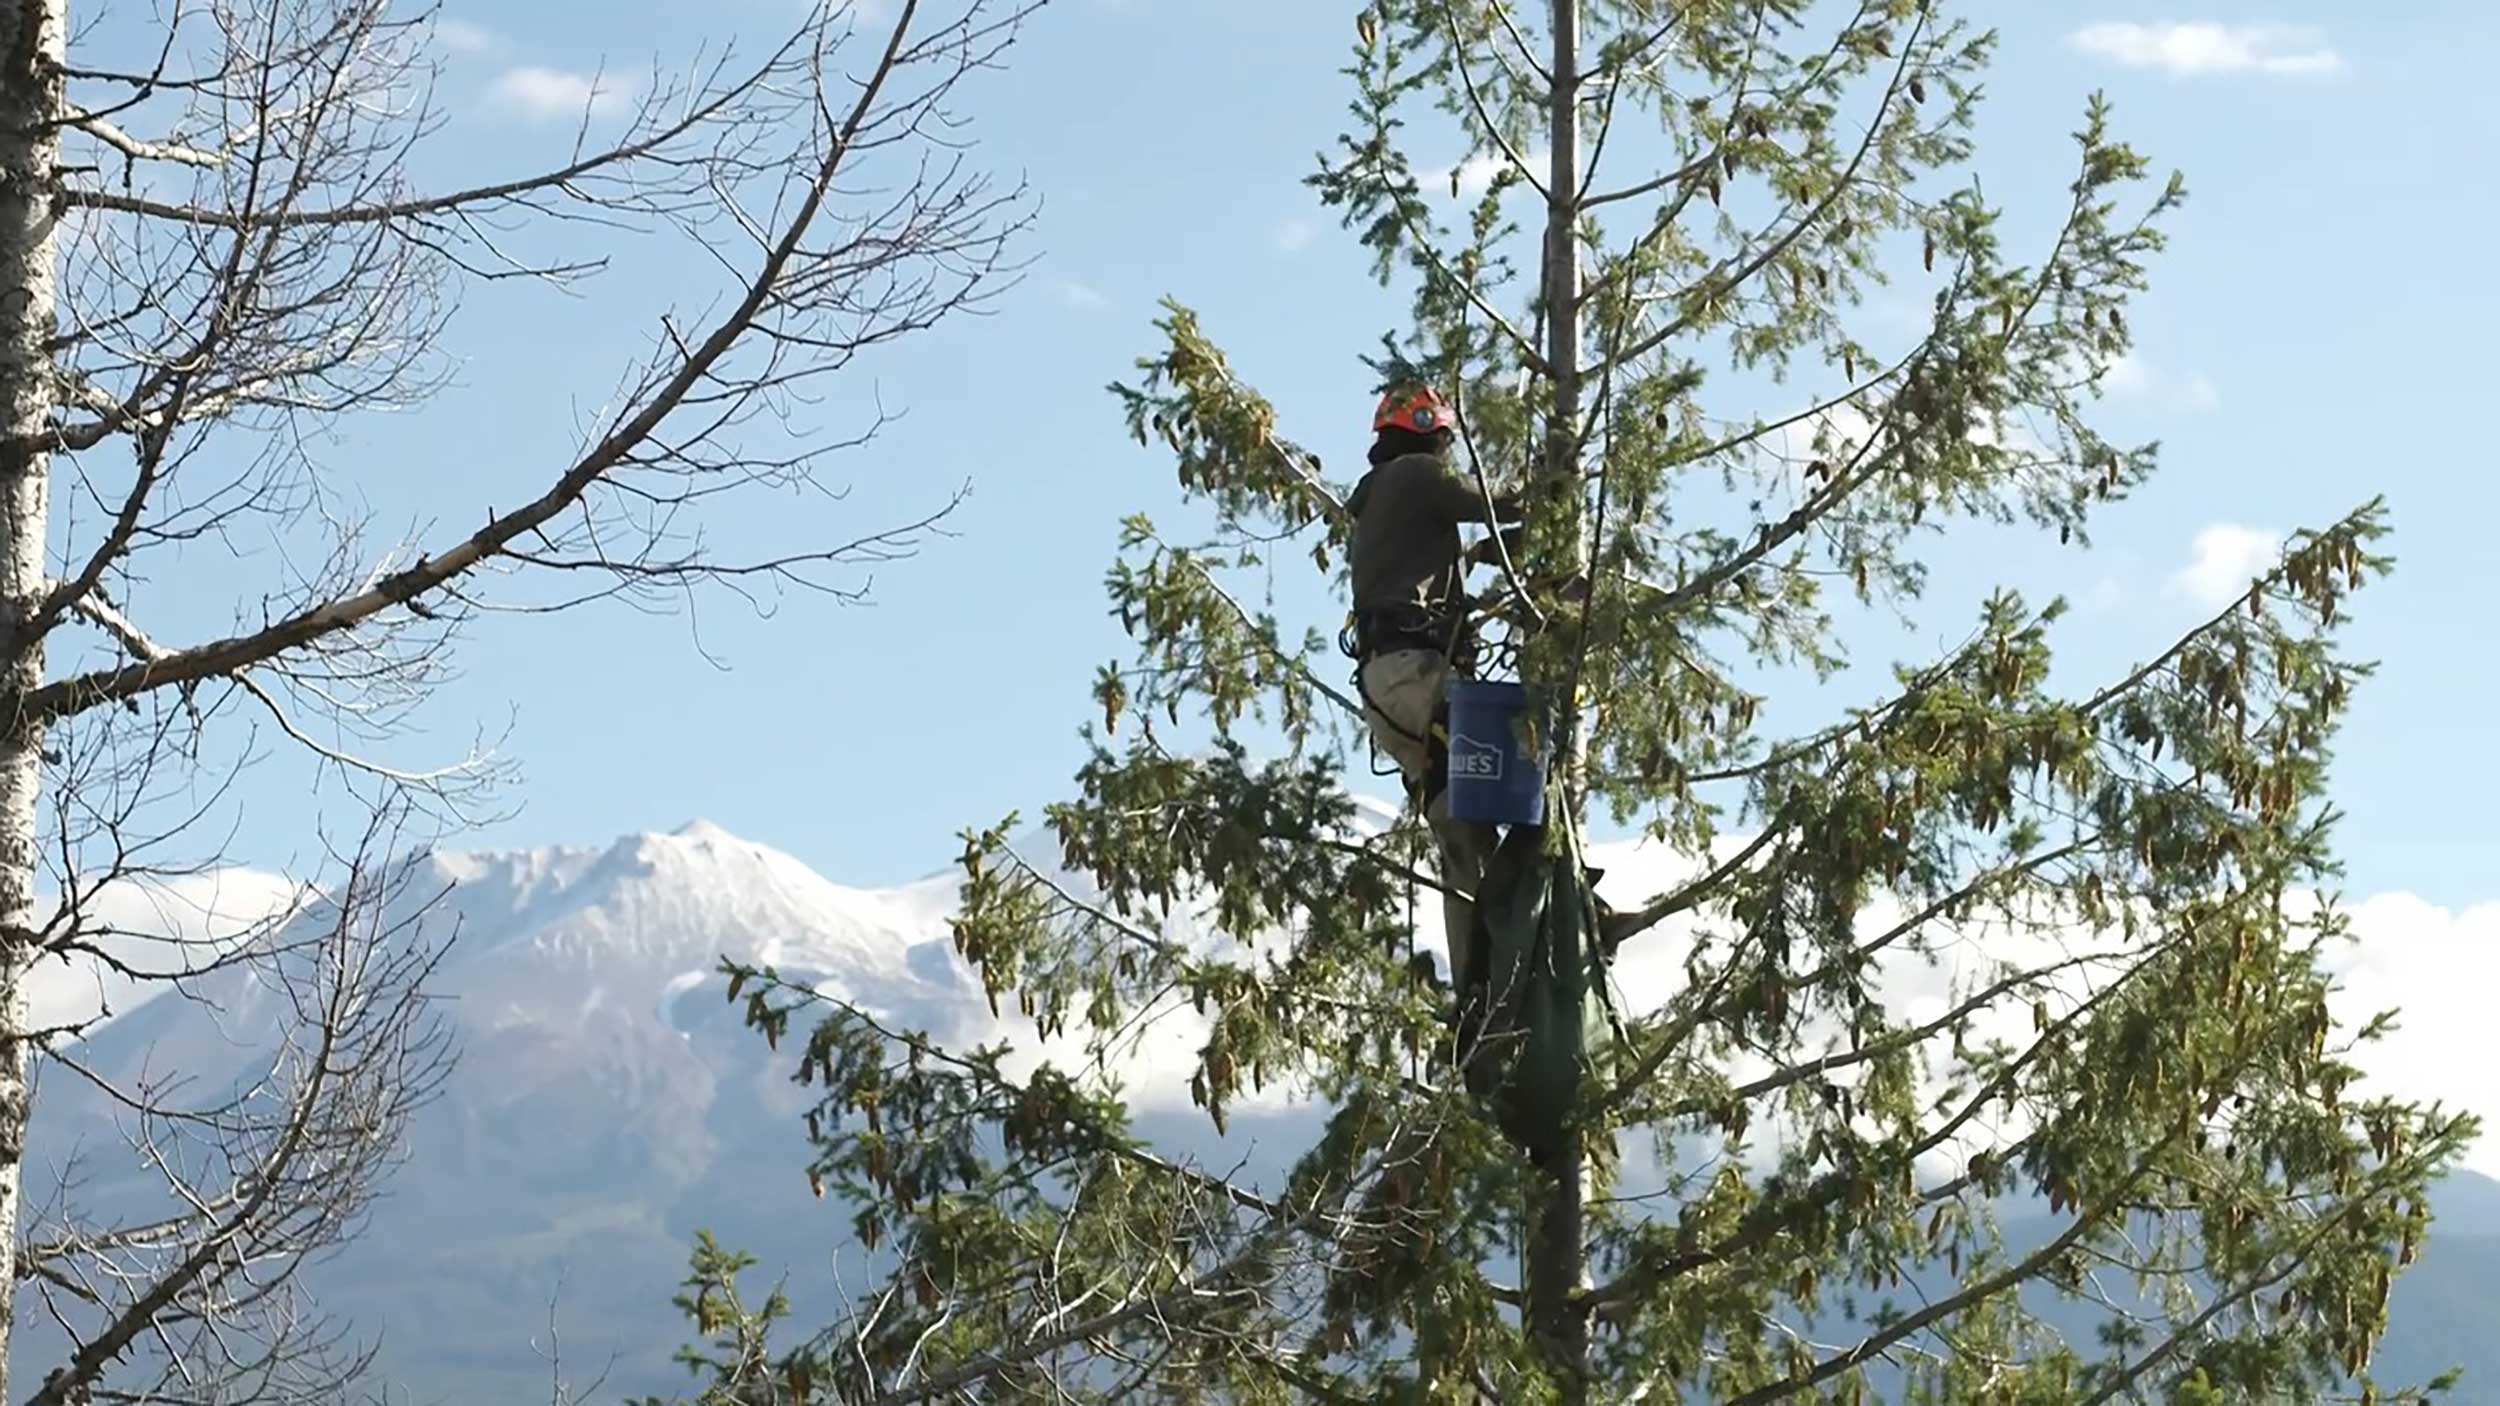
[1443,679,1545,828]
[1447,733,1505,781]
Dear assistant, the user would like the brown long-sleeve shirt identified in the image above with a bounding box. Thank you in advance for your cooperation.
[1346,452,1521,615]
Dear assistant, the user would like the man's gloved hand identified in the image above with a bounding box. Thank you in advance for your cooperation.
[1405,950,1447,994]
[1475,572,1591,620]
[1465,524,1528,569]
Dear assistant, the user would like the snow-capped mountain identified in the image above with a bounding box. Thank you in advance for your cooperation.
[18,817,2500,1404]
[17,818,1315,1404]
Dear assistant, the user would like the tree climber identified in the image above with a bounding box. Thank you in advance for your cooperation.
[1343,384,1525,996]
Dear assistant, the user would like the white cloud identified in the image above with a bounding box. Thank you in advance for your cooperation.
[2102,353,2222,414]
[1583,832,2500,1178]
[1760,394,2048,483]
[1420,146,1548,202]
[2168,522,2283,608]
[435,17,503,58]
[2070,22,2345,79]
[30,868,307,1036]
[2327,893,2500,1174]
[1586,833,2088,1174]
[486,65,636,123]
[958,806,2500,1178]
[1974,408,2053,460]
[1273,218,1319,256]
[2103,351,2153,396]
[1764,404,1876,486]
[2082,573,2133,615]
[1052,279,1107,311]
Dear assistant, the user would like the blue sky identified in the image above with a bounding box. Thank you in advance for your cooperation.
[96,1,2497,913]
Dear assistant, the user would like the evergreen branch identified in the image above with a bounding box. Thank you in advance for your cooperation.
[1272,1357,1370,1406]
[1662,943,2147,1122]
[1590,780,1790,945]
[1679,615,1988,786]
[1918,1132,2040,1205]
[1581,5,1692,91]
[852,1125,1394,1406]
[1437,4,1552,206]
[1600,959,2153,1323]
[2076,1176,2399,1406]
[1573,2,1870,306]
[2075,500,2384,722]
[1256,427,1350,527]
[1806,835,2100,986]
[997,844,1192,963]
[1721,1132,2184,1406]
[1633,487,2364,855]
[1447,307,1546,631]
[1641,387,1909,617]
[1288,447,1351,524]
[1663,345,1920,473]
[1376,175,1552,379]
[1578,146,1720,214]
[757,974,1290,1221]
[1169,552,1364,719]
[1577,2,1775,227]
[1483,0,1554,86]
[1588,2,1922,377]
[1598,834,2101,1119]
[1264,830,1452,899]
[1576,60,1631,224]
[1561,279,1641,778]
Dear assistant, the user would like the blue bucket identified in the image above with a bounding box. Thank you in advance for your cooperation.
[1443,680,1548,827]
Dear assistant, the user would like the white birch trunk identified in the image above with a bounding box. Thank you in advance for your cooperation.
[0,0,67,1388]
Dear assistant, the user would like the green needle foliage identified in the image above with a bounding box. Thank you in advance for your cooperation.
[648,3,2475,1403]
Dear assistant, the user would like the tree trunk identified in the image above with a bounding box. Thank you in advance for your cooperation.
[0,0,66,1391]
[1524,0,1588,1399]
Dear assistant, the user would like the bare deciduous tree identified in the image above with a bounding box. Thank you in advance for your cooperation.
[22,803,453,1406]
[0,0,1042,1393]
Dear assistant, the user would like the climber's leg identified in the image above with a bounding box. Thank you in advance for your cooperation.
[1424,788,1494,993]
[1357,647,1445,782]
[1357,647,1494,987]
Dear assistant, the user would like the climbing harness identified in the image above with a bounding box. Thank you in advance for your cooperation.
[1339,600,1486,796]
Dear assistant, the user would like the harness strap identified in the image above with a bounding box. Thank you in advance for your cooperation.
[1348,608,1482,816]
[1350,646,1442,751]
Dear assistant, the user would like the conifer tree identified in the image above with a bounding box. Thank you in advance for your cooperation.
[692,3,2476,1402]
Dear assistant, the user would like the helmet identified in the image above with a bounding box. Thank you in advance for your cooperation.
[1373,384,1455,437]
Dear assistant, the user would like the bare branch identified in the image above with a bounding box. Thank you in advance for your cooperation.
[67,115,221,170]
[25,5,1026,726]
[24,804,456,1406]
[55,41,795,232]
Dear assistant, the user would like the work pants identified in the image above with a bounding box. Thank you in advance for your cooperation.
[1358,647,1497,993]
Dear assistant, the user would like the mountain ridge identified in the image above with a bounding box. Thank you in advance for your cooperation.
[18,816,2495,1403]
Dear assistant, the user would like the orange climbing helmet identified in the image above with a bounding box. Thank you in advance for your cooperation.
[1373,384,1455,437]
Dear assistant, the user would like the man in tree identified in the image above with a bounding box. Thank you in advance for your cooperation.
[1344,383,1522,995]
[672,3,2477,1401]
